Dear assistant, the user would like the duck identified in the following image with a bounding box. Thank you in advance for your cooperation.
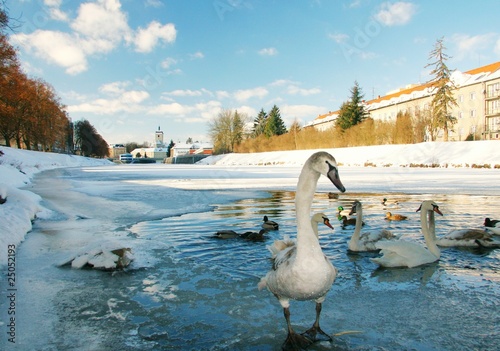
[371,200,442,268]
[258,151,346,350]
[240,229,269,241]
[337,205,350,217]
[484,217,500,235]
[385,212,408,221]
[381,198,399,208]
[268,212,334,257]
[214,230,240,239]
[327,192,339,199]
[338,214,364,229]
[347,200,396,252]
[262,215,279,230]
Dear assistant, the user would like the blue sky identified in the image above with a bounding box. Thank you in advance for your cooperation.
[8,0,500,145]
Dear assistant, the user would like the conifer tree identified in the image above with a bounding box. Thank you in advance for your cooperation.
[335,81,367,131]
[264,105,287,137]
[425,37,458,141]
[252,108,267,137]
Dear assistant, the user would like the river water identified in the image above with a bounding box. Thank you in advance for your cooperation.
[1,164,499,351]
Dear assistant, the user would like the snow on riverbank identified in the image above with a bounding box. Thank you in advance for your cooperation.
[199,140,500,168]
[0,141,499,266]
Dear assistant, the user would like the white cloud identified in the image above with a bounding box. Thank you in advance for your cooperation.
[375,2,417,26]
[160,57,178,69]
[450,33,497,61]
[99,81,131,95]
[286,85,321,96]
[234,87,269,102]
[12,30,88,75]
[120,90,150,103]
[328,32,349,43]
[163,89,204,97]
[258,47,278,56]
[189,52,204,59]
[133,21,176,53]
[281,104,326,124]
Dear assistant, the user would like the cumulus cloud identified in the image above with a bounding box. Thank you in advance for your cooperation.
[450,33,497,61]
[189,52,204,59]
[234,87,269,101]
[12,30,88,74]
[133,21,176,53]
[258,47,278,56]
[286,85,321,96]
[12,0,177,74]
[375,2,417,26]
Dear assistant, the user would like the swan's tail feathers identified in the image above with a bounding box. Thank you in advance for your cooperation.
[267,235,295,258]
[257,276,267,290]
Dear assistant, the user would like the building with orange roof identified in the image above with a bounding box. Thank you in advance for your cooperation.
[307,61,500,141]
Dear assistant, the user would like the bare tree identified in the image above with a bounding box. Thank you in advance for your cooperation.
[208,109,247,154]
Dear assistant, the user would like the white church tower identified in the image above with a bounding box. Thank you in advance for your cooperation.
[155,126,164,148]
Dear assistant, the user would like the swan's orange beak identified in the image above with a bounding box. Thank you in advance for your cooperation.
[433,206,443,216]
[323,218,334,230]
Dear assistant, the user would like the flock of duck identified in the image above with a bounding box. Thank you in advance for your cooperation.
[213,151,499,351]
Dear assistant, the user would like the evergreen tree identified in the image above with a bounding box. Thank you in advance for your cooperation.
[425,37,458,141]
[252,108,267,137]
[264,105,287,137]
[166,139,175,157]
[335,81,367,131]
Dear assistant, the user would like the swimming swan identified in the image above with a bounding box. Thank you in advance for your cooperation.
[258,151,346,350]
[347,200,395,252]
[371,200,442,268]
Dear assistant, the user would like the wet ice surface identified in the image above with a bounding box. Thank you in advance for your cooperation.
[2,165,500,350]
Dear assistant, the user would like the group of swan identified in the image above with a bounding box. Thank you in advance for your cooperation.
[349,200,500,268]
[259,151,346,350]
[256,151,498,349]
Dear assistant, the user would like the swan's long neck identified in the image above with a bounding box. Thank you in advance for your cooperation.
[295,162,322,258]
[420,208,440,258]
[351,203,363,242]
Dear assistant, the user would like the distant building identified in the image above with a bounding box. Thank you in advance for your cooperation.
[129,126,167,162]
[108,144,126,159]
[171,142,213,158]
[305,61,500,141]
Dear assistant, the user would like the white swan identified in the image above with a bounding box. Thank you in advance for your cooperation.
[371,200,442,268]
[258,151,346,350]
[267,212,334,258]
[347,200,396,252]
[484,218,500,235]
[436,228,500,248]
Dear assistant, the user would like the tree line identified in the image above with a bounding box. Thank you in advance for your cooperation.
[210,37,460,154]
[0,7,108,157]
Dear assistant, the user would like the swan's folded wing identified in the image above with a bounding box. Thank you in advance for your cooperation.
[374,240,433,268]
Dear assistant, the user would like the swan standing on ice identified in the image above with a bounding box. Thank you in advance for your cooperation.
[347,200,395,252]
[371,200,442,268]
[258,151,346,350]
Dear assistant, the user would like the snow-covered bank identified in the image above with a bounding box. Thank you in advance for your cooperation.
[0,147,111,265]
[199,141,500,168]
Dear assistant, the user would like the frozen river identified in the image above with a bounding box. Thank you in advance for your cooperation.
[1,163,499,350]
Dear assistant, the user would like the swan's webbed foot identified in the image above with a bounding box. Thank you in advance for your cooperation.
[282,331,313,351]
[301,324,332,343]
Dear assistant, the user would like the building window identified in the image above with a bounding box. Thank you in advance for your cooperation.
[458,111,463,119]
[470,109,476,118]
[470,92,476,100]
[458,94,463,103]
